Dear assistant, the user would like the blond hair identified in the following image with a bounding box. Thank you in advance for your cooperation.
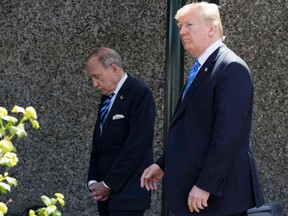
[175,2,225,40]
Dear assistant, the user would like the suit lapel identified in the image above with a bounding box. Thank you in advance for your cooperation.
[171,45,228,126]
[99,75,133,144]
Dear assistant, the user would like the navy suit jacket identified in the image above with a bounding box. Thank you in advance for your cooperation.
[157,45,264,215]
[88,75,156,211]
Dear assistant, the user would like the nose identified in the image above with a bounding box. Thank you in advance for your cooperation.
[179,27,186,36]
[92,79,99,88]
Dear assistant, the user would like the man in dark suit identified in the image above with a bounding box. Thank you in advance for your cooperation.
[141,2,264,216]
[86,47,156,216]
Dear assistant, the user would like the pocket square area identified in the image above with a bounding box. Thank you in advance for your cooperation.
[112,114,125,120]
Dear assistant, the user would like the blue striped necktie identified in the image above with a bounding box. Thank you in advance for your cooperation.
[100,93,114,129]
[183,60,201,98]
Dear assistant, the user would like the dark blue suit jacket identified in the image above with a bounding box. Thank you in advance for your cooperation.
[157,45,264,215]
[88,75,156,211]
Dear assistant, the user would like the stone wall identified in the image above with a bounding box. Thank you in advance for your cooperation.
[218,0,287,214]
[0,0,286,215]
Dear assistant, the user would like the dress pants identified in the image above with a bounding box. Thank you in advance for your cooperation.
[98,200,144,216]
[99,210,246,216]
[99,210,144,216]
[228,211,247,216]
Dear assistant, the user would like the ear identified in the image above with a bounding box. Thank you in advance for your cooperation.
[110,64,119,74]
[208,24,217,37]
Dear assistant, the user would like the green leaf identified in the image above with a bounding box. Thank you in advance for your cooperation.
[0,139,15,153]
[0,202,8,214]
[1,116,18,124]
[1,152,18,167]
[41,195,51,206]
[36,207,46,216]
[29,209,36,216]
[50,198,57,205]
[29,119,40,129]
[0,107,8,117]
[46,205,57,214]
[11,105,25,114]
[55,193,64,199]
[4,120,13,130]
[52,209,62,216]
[0,157,12,167]
[57,198,65,207]
[6,176,17,187]
[0,182,11,194]
[0,129,5,138]
[10,126,27,139]
[25,107,37,119]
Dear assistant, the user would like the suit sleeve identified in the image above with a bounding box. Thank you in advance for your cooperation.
[195,60,253,195]
[88,142,99,181]
[87,110,101,182]
[156,153,166,171]
[104,85,156,192]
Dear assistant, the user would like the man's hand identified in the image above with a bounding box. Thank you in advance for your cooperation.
[89,181,112,201]
[187,185,210,213]
[140,163,164,191]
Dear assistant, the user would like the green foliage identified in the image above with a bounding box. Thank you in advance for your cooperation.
[0,105,40,215]
[0,106,64,216]
[28,193,65,216]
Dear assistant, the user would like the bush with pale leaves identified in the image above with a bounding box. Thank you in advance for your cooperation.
[29,193,65,216]
[0,105,40,215]
[0,106,65,216]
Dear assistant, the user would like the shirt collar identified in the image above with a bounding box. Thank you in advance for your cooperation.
[198,39,223,66]
[113,73,128,95]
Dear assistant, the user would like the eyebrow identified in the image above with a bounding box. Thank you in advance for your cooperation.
[177,20,191,27]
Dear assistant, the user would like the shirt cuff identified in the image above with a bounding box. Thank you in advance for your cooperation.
[88,180,110,189]
[88,180,97,186]
[102,181,110,189]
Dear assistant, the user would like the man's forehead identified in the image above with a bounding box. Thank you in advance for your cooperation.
[87,56,99,65]
[87,59,104,72]
[177,14,197,25]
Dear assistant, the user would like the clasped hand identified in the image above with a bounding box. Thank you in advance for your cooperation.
[89,181,112,202]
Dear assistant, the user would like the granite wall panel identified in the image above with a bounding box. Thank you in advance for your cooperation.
[219,0,287,214]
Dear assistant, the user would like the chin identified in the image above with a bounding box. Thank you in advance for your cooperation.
[184,47,193,53]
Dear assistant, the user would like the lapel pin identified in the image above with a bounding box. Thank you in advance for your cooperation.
[204,67,208,72]
[120,95,124,100]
